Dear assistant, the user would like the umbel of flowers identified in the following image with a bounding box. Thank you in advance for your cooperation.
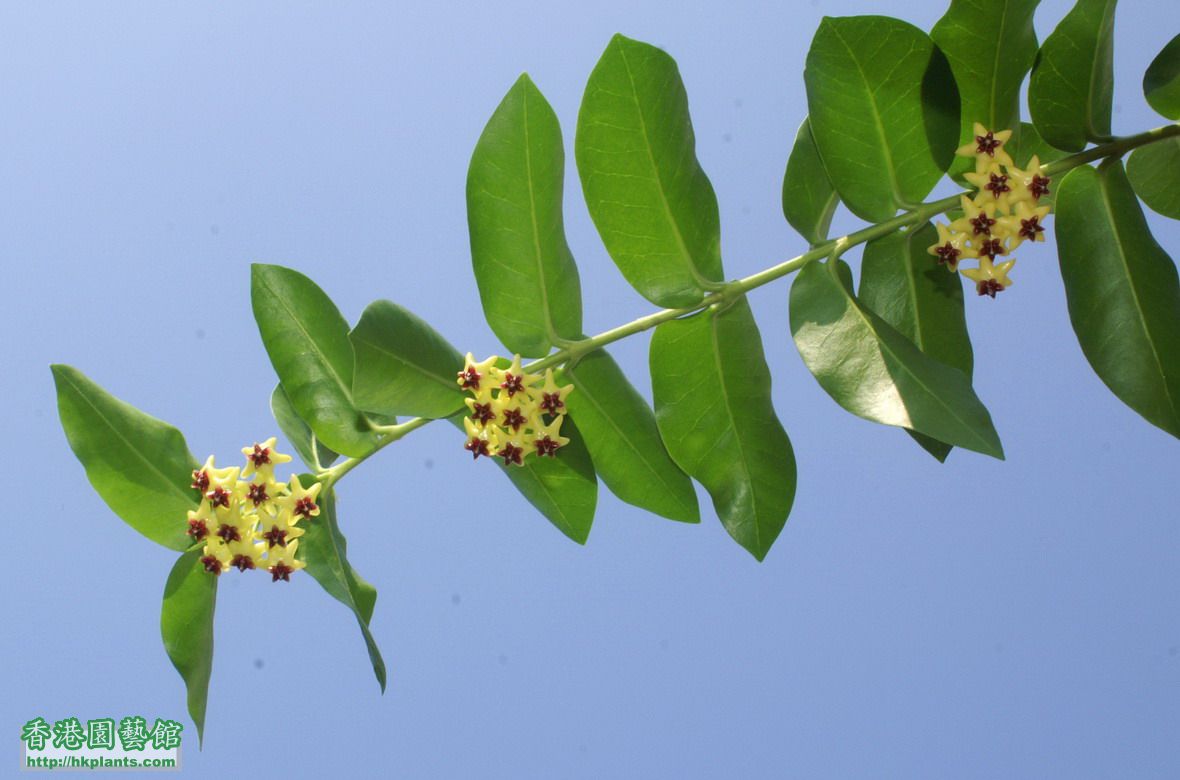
[929,123,1053,298]
[457,353,573,466]
[186,437,321,581]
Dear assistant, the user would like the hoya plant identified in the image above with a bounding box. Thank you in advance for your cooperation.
[52,0,1180,745]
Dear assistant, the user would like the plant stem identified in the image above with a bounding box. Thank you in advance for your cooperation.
[322,122,1179,484]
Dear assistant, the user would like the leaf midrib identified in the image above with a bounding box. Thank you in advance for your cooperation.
[58,368,196,509]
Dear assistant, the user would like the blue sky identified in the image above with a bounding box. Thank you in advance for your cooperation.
[2,1,1178,777]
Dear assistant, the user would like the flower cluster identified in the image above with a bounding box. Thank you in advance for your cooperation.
[457,353,572,466]
[186,437,320,581]
[928,123,1053,298]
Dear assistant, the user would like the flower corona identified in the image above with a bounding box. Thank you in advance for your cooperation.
[929,123,1053,298]
[187,437,319,581]
[457,353,572,466]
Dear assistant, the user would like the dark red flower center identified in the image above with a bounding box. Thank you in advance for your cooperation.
[208,486,232,509]
[465,437,490,460]
[186,518,209,541]
[1019,217,1044,240]
[263,525,288,548]
[985,173,1010,199]
[975,131,1001,156]
[1030,174,1051,200]
[500,372,525,396]
[534,436,561,458]
[969,214,995,235]
[539,392,565,415]
[977,279,1005,298]
[457,366,481,390]
[248,444,270,467]
[231,554,256,572]
[469,402,494,425]
[978,238,1006,260]
[200,555,222,575]
[270,563,294,582]
[216,523,241,542]
[498,442,524,466]
[293,497,317,519]
[191,469,210,493]
[934,242,962,269]
[502,407,527,431]
[247,483,269,506]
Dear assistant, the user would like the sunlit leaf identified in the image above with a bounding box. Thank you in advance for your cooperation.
[52,364,197,550]
[650,299,796,560]
[790,259,1003,458]
[467,74,583,357]
[270,383,339,471]
[161,551,217,747]
[564,349,699,523]
[782,117,840,245]
[300,485,387,691]
[859,223,973,461]
[804,15,959,221]
[350,300,466,419]
[1028,0,1117,152]
[251,264,378,458]
[576,34,724,307]
[1055,160,1180,438]
[1143,33,1180,119]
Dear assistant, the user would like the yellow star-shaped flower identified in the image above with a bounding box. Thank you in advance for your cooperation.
[961,256,1016,298]
[948,195,998,239]
[276,475,323,524]
[997,201,1052,249]
[241,437,292,480]
[964,163,1018,212]
[927,221,977,270]
[267,540,306,582]
[457,353,500,396]
[956,122,1014,171]
[529,369,574,416]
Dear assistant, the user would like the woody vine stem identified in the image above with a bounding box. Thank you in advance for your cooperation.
[319,121,1180,490]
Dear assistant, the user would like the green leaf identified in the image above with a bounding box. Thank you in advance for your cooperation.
[350,300,466,419]
[931,0,1040,180]
[270,383,339,471]
[1144,33,1180,119]
[576,34,724,308]
[803,16,960,222]
[161,551,217,747]
[52,365,197,550]
[251,264,377,459]
[467,74,583,357]
[447,412,598,544]
[1028,0,1117,152]
[564,349,699,523]
[1055,161,1180,438]
[782,118,840,245]
[650,299,796,560]
[859,223,974,462]
[1127,138,1180,220]
[790,259,1004,459]
[300,484,387,691]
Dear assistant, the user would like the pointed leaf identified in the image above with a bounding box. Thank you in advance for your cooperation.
[1055,161,1180,437]
[350,300,466,419]
[790,260,1004,458]
[576,34,724,308]
[52,365,197,550]
[300,485,387,691]
[564,349,699,523]
[1144,33,1180,119]
[650,299,796,560]
[467,74,583,357]
[931,0,1041,179]
[161,551,216,747]
[804,16,960,221]
[859,223,974,461]
[1126,138,1180,220]
[782,117,840,245]
[251,264,377,458]
[270,383,339,471]
[1028,0,1118,152]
